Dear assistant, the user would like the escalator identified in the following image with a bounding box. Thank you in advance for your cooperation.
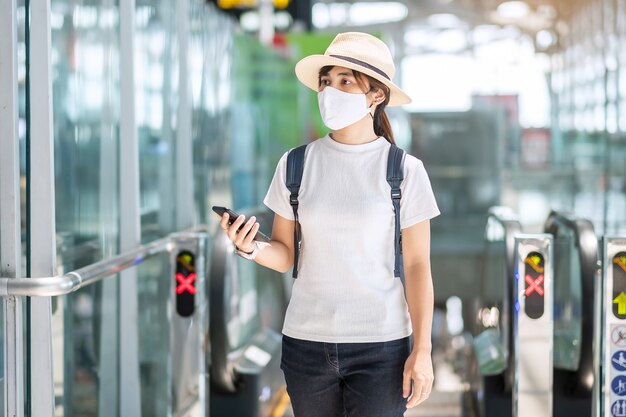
[544,211,598,417]
[471,206,521,417]
[472,208,599,417]
[208,207,289,417]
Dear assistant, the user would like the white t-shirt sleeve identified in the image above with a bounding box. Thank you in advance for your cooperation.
[263,151,295,220]
[399,155,441,229]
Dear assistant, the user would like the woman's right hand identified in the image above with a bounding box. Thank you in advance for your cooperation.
[219,213,260,253]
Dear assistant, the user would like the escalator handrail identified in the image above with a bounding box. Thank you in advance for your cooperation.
[485,206,522,392]
[209,206,277,394]
[208,230,239,393]
[544,210,598,396]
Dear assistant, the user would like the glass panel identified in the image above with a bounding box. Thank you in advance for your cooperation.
[135,0,177,240]
[51,281,120,416]
[189,2,234,225]
[136,253,171,417]
[49,0,122,412]
[472,220,508,376]
[49,252,173,417]
[553,229,582,370]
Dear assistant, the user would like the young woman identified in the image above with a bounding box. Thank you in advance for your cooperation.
[218,32,440,417]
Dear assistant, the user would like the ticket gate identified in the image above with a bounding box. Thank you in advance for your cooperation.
[601,237,626,417]
[513,234,554,417]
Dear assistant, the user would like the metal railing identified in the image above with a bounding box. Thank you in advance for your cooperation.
[0,231,208,297]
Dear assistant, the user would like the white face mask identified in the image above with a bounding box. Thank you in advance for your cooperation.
[317,86,372,130]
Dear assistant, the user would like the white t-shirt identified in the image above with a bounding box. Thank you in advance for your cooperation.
[263,134,441,343]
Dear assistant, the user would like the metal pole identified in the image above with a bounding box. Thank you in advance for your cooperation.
[119,0,142,412]
[28,0,57,410]
[258,0,274,46]
[0,0,25,414]
[176,0,194,230]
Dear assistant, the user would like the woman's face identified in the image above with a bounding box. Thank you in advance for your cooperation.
[318,66,370,94]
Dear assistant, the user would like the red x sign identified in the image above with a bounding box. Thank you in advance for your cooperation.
[176,272,196,295]
[525,274,544,296]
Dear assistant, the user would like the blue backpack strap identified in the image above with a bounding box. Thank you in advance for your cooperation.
[386,144,406,290]
[285,144,308,278]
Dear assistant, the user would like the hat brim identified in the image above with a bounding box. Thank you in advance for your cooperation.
[295,54,412,107]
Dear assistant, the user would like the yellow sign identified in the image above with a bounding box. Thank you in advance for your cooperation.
[218,0,290,9]
[615,292,626,315]
[525,255,544,273]
[615,255,626,273]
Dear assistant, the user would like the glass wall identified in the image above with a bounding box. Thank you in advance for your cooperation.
[31,0,243,413]
[135,0,177,239]
[48,0,122,413]
[549,0,626,235]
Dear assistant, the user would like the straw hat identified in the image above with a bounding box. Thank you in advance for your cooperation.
[294,32,412,106]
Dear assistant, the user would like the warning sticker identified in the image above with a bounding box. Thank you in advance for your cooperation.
[613,376,626,396]
[612,326,626,348]
[614,351,626,372]
[612,400,626,417]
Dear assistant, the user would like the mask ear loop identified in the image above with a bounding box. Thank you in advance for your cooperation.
[367,89,376,119]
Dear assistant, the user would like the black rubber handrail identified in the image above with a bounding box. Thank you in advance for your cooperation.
[208,207,277,394]
[544,210,598,396]
[209,229,240,393]
[484,206,522,393]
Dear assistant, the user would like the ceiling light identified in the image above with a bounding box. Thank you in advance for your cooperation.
[535,30,556,50]
[497,1,530,19]
[240,11,260,31]
[427,13,462,29]
[312,3,329,29]
[349,2,408,26]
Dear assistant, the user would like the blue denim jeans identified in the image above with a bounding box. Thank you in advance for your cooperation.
[280,334,412,417]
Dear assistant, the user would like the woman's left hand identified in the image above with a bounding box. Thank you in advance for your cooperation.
[402,348,434,408]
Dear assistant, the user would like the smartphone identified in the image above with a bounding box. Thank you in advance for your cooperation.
[211,206,270,243]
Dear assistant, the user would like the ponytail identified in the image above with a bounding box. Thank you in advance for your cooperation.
[373,105,394,144]
[353,70,395,145]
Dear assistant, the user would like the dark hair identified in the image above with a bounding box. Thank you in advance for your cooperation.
[318,66,395,144]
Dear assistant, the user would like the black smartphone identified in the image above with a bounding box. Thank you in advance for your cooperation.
[211,206,270,243]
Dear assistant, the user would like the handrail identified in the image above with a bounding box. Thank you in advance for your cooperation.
[209,229,239,393]
[484,206,522,393]
[208,207,280,394]
[544,210,598,396]
[0,231,207,297]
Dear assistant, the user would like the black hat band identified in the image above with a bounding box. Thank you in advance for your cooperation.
[329,54,391,81]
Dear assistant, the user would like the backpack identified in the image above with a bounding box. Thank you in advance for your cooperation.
[284,142,407,295]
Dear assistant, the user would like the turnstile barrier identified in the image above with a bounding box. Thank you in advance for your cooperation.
[514,234,554,417]
[602,237,626,417]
